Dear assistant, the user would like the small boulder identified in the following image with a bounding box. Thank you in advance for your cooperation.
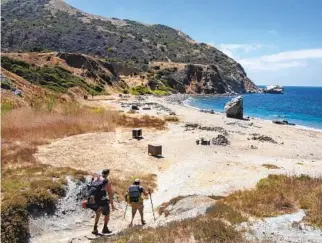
[14,89,23,97]
[159,195,216,220]
[212,135,230,146]
[273,120,296,126]
[224,96,243,119]
[131,105,139,110]
[142,106,151,110]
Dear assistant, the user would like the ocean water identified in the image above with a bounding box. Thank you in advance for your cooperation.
[185,86,322,130]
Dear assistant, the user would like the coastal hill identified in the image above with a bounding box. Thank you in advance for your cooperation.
[1,0,258,95]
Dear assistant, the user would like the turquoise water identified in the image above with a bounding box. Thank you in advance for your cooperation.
[185,86,322,129]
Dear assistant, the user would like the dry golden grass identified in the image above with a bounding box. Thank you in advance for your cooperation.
[1,107,117,143]
[98,210,243,243]
[164,115,179,122]
[205,202,248,225]
[118,114,166,129]
[262,164,280,169]
[224,174,322,228]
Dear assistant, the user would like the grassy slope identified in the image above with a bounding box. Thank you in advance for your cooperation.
[1,56,105,94]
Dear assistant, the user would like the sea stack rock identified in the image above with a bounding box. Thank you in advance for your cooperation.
[264,85,284,94]
[225,96,243,119]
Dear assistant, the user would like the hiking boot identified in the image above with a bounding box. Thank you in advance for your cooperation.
[92,225,98,235]
[141,220,146,225]
[102,225,112,234]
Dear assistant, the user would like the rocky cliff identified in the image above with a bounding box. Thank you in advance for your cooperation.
[1,0,258,94]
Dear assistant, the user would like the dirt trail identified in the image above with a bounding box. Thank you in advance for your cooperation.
[32,96,322,242]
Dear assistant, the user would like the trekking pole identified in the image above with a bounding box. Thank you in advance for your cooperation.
[149,191,156,221]
[123,202,128,219]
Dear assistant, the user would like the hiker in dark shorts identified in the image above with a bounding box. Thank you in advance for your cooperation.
[86,169,115,234]
[127,178,149,227]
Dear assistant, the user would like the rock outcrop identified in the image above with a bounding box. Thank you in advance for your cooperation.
[159,196,216,221]
[224,96,244,119]
[264,85,284,94]
[162,64,258,94]
[273,120,296,126]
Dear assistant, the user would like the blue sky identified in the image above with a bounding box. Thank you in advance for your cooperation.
[66,0,322,86]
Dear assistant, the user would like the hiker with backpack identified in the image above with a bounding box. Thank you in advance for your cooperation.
[126,178,150,227]
[82,169,115,235]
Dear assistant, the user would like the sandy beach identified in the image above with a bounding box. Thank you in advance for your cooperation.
[36,94,322,205]
[29,94,322,242]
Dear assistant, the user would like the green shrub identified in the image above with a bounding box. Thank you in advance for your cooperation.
[1,197,30,243]
[130,85,153,95]
[1,56,105,95]
[1,78,14,90]
[1,101,15,114]
[153,90,168,96]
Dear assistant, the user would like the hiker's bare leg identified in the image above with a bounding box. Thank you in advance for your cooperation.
[94,210,102,226]
[130,207,137,226]
[104,214,109,225]
[92,209,102,234]
[139,206,144,222]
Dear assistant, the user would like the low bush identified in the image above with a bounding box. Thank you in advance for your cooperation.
[164,115,179,122]
[129,85,172,96]
[130,85,153,95]
[262,163,280,169]
[1,99,16,113]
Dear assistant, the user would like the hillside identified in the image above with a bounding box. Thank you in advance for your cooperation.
[1,0,258,94]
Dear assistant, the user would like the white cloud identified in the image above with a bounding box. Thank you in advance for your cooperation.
[210,43,275,58]
[218,43,267,53]
[239,48,322,71]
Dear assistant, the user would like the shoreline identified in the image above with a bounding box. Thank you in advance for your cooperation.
[179,94,322,133]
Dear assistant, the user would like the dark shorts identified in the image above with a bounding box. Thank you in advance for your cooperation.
[100,203,110,216]
[87,200,110,215]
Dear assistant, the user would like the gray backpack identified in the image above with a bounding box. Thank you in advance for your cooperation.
[128,185,141,202]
